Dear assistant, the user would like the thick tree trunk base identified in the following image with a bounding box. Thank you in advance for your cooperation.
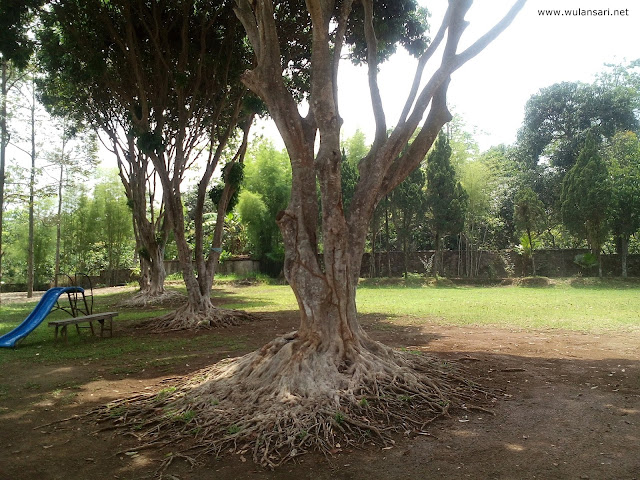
[145,303,258,332]
[95,333,493,468]
[120,289,185,308]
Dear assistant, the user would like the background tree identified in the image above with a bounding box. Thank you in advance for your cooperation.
[37,0,171,300]
[0,0,43,301]
[236,139,291,262]
[516,79,639,228]
[604,131,640,277]
[107,0,526,466]
[561,133,611,277]
[390,165,427,278]
[46,121,98,284]
[425,131,467,276]
[513,186,545,276]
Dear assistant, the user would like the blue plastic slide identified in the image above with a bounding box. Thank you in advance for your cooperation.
[0,286,84,348]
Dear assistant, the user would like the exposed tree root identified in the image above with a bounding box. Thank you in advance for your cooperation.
[119,290,186,308]
[94,332,495,469]
[143,303,260,332]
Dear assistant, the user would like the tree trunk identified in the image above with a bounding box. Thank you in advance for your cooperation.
[54,155,65,287]
[27,80,36,298]
[434,231,441,276]
[620,235,629,278]
[0,61,8,303]
[148,115,254,330]
[527,228,536,276]
[113,134,169,304]
[103,0,526,466]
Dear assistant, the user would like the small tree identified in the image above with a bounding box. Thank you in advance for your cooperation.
[425,131,467,276]
[561,133,611,277]
[514,187,545,276]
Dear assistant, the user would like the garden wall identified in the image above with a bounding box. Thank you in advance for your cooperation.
[360,249,640,278]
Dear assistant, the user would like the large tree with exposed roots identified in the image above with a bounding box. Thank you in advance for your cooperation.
[38,0,259,321]
[102,0,526,467]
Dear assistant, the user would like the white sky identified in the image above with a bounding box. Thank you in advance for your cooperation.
[256,0,639,152]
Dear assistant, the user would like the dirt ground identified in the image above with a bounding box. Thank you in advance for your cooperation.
[1,295,639,480]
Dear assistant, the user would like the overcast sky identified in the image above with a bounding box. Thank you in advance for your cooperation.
[256,0,638,152]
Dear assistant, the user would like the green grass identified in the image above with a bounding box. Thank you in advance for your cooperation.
[217,279,640,332]
[1,279,638,365]
[0,290,245,365]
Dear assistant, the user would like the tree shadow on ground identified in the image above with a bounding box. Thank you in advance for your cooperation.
[0,309,638,480]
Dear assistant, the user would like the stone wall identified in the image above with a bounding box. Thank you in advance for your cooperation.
[360,249,640,278]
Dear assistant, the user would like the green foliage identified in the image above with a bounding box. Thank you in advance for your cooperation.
[574,253,598,270]
[560,133,611,255]
[514,187,546,236]
[426,132,468,239]
[604,131,640,242]
[518,81,638,172]
[135,131,165,156]
[390,162,428,277]
[0,0,43,69]
[236,140,291,260]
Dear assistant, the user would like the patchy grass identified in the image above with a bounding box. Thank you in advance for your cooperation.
[0,289,245,364]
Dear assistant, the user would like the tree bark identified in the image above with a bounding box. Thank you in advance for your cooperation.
[620,235,629,278]
[434,231,441,276]
[27,78,36,297]
[527,227,536,276]
[0,61,8,303]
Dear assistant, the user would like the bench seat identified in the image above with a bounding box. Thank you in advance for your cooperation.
[49,312,119,343]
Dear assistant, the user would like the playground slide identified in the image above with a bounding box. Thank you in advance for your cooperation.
[0,286,84,348]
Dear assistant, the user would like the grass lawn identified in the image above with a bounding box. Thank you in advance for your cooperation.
[217,278,640,332]
[1,278,638,364]
[0,287,246,364]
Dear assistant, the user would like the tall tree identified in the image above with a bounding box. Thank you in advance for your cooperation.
[513,187,545,276]
[425,131,467,276]
[47,121,98,285]
[0,0,42,301]
[106,0,526,466]
[109,0,524,465]
[390,165,427,278]
[561,133,611,277]
[38,0,255,323]
[604,131,640,277]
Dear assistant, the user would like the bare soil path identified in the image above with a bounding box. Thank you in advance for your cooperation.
[1,308,638,480]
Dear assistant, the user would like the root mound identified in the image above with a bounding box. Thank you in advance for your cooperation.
[96,332,494,468]
[143,303,260,332]
[119,289,186,308]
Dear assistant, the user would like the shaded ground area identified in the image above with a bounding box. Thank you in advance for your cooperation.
[1,300,639,479]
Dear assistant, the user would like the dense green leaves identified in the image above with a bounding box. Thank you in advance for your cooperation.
[518,81,638,172]
[561,133,611,274]
[236,140,291,260]
[426,132,467,240]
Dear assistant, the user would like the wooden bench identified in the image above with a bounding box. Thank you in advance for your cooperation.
[49,312,119,343]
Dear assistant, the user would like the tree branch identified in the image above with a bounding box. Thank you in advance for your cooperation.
[362,0,386,148]
[454,0,527,70]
